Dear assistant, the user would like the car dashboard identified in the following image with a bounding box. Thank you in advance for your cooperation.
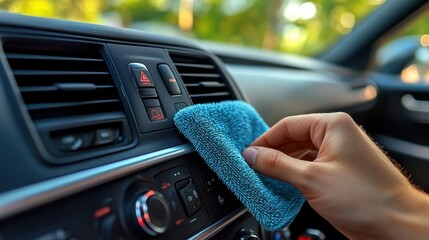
[0,12,377,240]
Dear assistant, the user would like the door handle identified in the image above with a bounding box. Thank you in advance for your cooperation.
[401,94,429,113]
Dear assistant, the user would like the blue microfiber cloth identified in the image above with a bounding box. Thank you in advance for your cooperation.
[174,100,305,231]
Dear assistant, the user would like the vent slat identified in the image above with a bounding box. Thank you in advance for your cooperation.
[20,86,59,93]
[20,85,114,93]
[169,51,233,104]
[5,53,103,62]
[27,99,120,111]
[184,82,226,88]
[184,83,200,87]
[13,70,110,76]
[179,73,221,78]
[199,82,226,87]
[190,92,231,98]
[174,63,215,69]
[4,38,123,120]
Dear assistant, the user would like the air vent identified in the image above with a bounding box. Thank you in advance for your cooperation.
[169,51,233,104]
[3,38,123,120]
[2,38,132,164]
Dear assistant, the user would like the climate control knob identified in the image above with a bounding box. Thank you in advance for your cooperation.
[234,228,261,240]
[134,190,170,236]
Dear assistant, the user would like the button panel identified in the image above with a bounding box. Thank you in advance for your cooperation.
[128,62,168,123]
[107,44,194,133]
[197,162,240,216]
[154,164,210,239]
[54,126,122,152]
[177,179,202,217]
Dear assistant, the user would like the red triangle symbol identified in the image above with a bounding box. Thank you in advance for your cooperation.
[140,71,150,82]
[140,71,152,86]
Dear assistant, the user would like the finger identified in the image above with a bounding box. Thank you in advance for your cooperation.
[242,146,312,189]
[275,141,318,156]
[252,113,356,152]
[290,149,318,161]
[252,113,328,149]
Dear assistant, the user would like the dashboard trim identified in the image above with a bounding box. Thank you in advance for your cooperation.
[227,64,378,126]
[190,208,248,240]
[0,143,194,220]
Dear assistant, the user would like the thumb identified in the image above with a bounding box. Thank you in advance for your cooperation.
[242,146,312,190]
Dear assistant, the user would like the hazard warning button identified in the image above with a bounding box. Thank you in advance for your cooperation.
[129,63,155,88]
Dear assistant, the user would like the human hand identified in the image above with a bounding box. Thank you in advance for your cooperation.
[242,112,429,239]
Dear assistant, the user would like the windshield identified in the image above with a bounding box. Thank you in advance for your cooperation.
[1,0,386,56]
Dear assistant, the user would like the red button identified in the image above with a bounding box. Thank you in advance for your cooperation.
[298,236,315,240]
[132,69,155,87]
[158,64,181,95]
[94,206,111,219]
[147,107,165,122]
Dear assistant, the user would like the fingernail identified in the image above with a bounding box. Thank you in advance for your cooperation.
[242,147,258,166]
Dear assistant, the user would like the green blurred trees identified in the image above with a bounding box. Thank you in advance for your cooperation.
[110,0,383,55]
[0,0,109,22]
[0,0,422,56]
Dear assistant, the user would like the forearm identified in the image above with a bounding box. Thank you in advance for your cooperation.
[382,187,429,240]
[352,186,429,240]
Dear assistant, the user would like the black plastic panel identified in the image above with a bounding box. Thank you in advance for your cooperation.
[0,12,200,51]
[106,44,192,134]
[0,154,242,239]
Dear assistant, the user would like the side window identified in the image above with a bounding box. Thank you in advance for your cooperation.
[375,10,429,84]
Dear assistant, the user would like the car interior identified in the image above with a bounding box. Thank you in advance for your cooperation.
[0,0,428,239]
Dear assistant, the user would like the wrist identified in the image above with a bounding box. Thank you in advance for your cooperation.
[378,186,429,240]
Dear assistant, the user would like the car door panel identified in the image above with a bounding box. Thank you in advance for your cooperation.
[372,73,429,191]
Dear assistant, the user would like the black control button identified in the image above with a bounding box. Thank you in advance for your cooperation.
[138,88,158,98]
[132,69,154,87]
[56,132,93,152]
[209,189,238,214]
[147,197,170,229]
[200,170,220,191]
[174,102,187,112]
[129,63,155,87]
[158,64,181,95]
[175,178,191,190]
[178,183,201,217]
[143,99,161,108]
[146,107,165,122]
[210,192,228,211]
[94,128,117,146]
[234,228,261,240]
